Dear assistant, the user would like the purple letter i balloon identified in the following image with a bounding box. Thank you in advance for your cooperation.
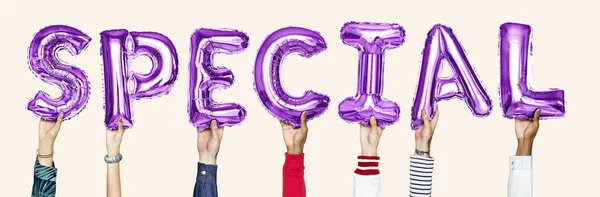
[499,22,565,120]
[410,24,492,130]
[27,25,92,121]
[189,28,249,131]
[100,30,179,130]
[338,22,403,129]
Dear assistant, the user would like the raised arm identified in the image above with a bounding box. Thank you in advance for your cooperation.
[410,108,439,197]
[106,118,126,197]
[282,112,308,197]
[32,114,64,197]
[193,120,224,197]
[354,117,383,197]
[508,109,541,197]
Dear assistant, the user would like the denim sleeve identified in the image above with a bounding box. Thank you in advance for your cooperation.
[32,158,57,197]
[193,162,218,197]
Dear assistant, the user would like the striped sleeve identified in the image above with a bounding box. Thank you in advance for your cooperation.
[409,155,434,197]
[32,158,57,197]
[354,156,381,197]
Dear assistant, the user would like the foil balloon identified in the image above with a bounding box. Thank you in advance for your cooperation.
[254,27,330,128]
[338,22,403,129]
[27,25,92,121]
[411,24,492,130]
[101,30,179,130]
[189,28,249,131]
[499,23,565,119]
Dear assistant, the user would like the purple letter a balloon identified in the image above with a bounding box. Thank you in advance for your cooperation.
[411,24,492,130]
[338,22,403,129]
[101,30,179,130]
[189,28,249,131]
[499,23,565,120]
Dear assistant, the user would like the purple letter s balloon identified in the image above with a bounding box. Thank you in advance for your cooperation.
[27,25,91,121]
[499,23,565,119]
[254,27,330,128]
[101,30,179,130]
[189,28,248,130]
[411,24,492,130]
[338,22,403,129]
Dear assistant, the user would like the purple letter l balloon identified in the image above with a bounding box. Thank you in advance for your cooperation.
[100,30,179,130]
[499,22,565,120]
[338,22,403,129]
[411,24,492,130]
[189,28,249,131]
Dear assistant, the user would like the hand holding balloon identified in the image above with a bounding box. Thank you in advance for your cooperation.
[281,112,309,154]
[515,109,541,156]
[415,108,439,158]
[197,120,225,165]
[359,117,383,156]
[37,114,65,167]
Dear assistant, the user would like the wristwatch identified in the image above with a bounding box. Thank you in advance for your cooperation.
[104,154,123,163]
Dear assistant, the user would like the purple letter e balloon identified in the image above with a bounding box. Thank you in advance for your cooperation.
[499,23,565,120]
[100,30,179,130]
[188,29,249,130]
[338,22,404,129]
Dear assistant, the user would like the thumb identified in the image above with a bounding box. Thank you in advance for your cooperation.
[210,120,219,135]
[300,111,308,129]
[532,109,541,124]
[421,109,431,128]
[117,118,125,132]
[54,114,64,130]
[369,116,378,130]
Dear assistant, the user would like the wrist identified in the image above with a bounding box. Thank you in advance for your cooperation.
[361,148,378,156]
[107,148,120,157]
[199,154,217,165]
[37,143,53,154]
[516,140,533,156]
[286,145,304,154]
[415,140,431,152]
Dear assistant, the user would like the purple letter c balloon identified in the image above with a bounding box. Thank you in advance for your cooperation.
[411,24,492,130]
[499,23,565,119]
[27,25,91,121]
[100,30,179,130]
[338,22,403,129]
[254,27,330,128]
[189,28,249,131]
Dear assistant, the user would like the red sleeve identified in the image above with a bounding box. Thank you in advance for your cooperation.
[283,153,306,197]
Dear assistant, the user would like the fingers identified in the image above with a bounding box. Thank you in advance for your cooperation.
[210,120,223,137]
[300,111,308,129]
[421,109,431,128]
[532,109,541,125]
[117,118,125,135]
[431,107,440,127]
[55,114,64,129]
[368,116,382,134]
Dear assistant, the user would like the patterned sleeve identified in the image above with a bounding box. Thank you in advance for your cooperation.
[32,158,57,197]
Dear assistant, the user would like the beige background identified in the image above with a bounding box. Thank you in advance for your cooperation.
[0,0,598,196]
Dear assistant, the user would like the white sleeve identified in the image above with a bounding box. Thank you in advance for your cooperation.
[354,174,381,197]
[353,156,381,197]
[508,156,533,197]
[410,155,434,197]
